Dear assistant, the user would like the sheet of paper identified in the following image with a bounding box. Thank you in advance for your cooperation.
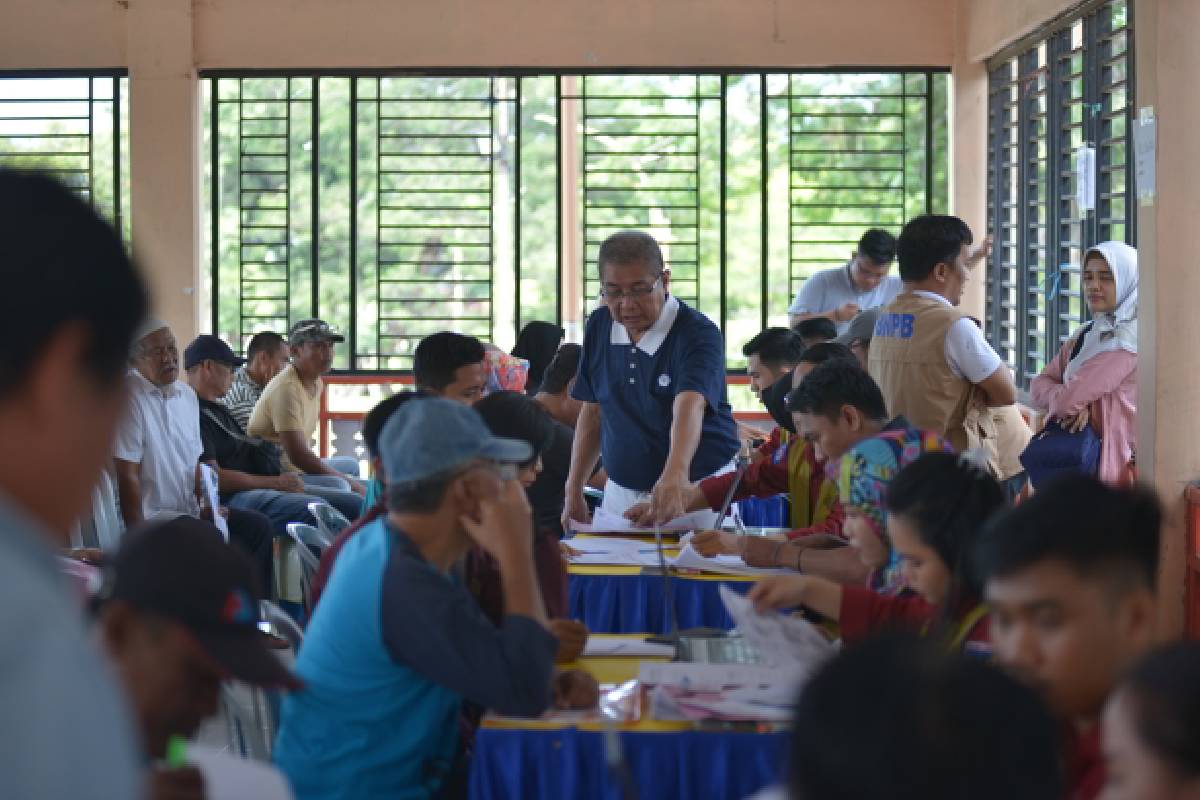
[668,541,789,576]
[1133,106,1156,203]
[719,584,836,677]
[564,536,670,566]
[186,743,294,800]
[200,464,230,542]
[639,660,780,690]
[582,637,677,658]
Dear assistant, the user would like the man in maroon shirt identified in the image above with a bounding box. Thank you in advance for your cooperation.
[974,475,1160,800]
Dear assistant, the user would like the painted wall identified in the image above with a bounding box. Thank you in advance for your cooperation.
[1133,0,1199,635]
[0,0,957,343]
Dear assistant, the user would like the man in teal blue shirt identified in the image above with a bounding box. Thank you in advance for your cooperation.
[275,397,559,799]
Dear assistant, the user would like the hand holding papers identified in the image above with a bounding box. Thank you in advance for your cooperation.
[569,507,715,534]
[667,533,789,576]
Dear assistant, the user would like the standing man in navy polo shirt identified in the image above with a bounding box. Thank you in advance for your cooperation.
[563,231,739,528]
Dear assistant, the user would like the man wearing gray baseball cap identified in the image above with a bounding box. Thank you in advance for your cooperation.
[274,396,559,798]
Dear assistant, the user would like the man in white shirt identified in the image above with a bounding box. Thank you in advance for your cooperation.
[788,228,901,334]
[867,215,1014,462]
[114,320,275,591]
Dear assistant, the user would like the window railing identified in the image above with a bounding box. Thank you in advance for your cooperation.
[202,69,949,372]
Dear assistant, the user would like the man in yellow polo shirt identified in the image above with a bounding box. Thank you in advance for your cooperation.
[248,319,366,503]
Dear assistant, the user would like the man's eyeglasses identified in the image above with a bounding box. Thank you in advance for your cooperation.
[599,275,662,302]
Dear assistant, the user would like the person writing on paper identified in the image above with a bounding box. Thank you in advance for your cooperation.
[787,228,900,333]
[749,453,1004,653]
[632,343,855,546]
[1029,242,1138,486]
[96,517,301,800]
[563,231,739,529]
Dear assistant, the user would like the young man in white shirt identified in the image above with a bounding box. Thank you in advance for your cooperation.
[787,228,901,334]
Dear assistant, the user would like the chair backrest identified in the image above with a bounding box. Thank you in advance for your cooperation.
[92,469,124,551]
[286,523,329,567]
[260,600,305,650]
[71,469,125,552]
[284,523,326,612]
[308,501,351,540]
[221,683,272,760]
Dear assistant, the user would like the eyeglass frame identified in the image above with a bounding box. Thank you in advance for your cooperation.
[598,274,664,302]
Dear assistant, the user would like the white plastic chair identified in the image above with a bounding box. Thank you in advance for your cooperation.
[308,501,351,541]
[284,523,328,611]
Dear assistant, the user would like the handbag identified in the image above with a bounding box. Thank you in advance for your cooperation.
[201,407,283,476]
[1018,322,1102,488]
[1019,419,1102,489]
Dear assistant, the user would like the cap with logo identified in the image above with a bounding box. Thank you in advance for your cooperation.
[834,307,882,348]
[106,516,301,690]
[379,396,533,485]
[183,334,247,371]
[288,318,345,347]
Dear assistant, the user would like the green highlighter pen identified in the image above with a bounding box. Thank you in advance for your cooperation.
[166,735,189,768]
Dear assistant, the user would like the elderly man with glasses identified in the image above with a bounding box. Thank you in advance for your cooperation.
[562,230,739,529]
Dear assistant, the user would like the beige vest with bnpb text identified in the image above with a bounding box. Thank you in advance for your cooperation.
[868,292,996,463]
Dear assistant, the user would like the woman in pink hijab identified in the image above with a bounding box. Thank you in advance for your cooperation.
[1030,241,1138,486]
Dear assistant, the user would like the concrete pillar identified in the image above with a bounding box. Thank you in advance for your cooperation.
[951,52,989,322]
[126,0,201,343]
[1134,0,1200,636]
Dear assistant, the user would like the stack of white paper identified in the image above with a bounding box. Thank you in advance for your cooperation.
[718,584,838,702]
[668,540,790,576]
[564,536,666,566]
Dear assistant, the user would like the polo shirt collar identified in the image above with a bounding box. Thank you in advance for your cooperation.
[609,294,680,356]
[912,289,952,307]
[129,368,181,399]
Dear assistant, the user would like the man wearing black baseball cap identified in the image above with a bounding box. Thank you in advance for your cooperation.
[186,334,366,538]
[248,318,367,502]
[275,397,560,799]
[97,516,299,797]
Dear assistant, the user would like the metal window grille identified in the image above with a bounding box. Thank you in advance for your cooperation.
[205,69,949,373]
[986,0,1134,389]
[573,75,721,311]
[0,71,129,241]
[775,72,942,302]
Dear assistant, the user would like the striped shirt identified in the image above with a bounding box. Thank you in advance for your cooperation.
[221,367,264,431]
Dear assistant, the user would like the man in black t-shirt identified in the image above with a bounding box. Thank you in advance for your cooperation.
[184,336,363,532]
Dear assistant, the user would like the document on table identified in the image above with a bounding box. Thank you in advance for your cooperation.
[719,584,836,669]
[563,536,668,566]
[582,637,677,658]
[668,537,789,576]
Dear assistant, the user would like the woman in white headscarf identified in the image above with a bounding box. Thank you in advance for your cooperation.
[1030,241,1138,486]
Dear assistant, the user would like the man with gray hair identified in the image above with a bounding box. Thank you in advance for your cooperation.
[563,230,739,528]
[114,320,275,592]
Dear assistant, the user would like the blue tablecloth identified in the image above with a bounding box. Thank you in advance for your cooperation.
[569,572,753,634]
[735,496,788,528]
[470,726,787,800]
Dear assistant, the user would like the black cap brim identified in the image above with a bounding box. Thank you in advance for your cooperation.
[192,628,303,691]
